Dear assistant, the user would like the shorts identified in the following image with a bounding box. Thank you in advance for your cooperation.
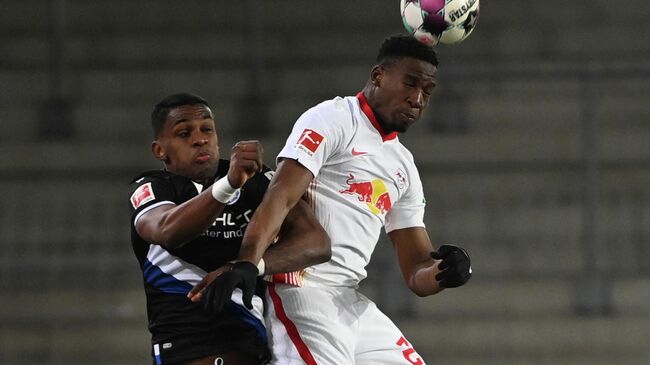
[150,289,271,365]
[264,283,425,365]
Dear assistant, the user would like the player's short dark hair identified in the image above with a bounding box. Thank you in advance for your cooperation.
[376,34,439,68]
[151,93,210,138]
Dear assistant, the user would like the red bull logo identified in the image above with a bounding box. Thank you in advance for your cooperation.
[340,174,392,214]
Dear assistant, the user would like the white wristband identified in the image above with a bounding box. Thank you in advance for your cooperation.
[256,258,266,277]
[211,176,241,204]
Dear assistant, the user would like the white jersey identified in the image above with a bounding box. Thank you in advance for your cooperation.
[277,93,426,287]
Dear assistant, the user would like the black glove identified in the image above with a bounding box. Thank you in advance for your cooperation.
[203,261,258,313]
[430,244,472,288]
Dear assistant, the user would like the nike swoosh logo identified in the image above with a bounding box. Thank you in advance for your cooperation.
[351,148,368,156]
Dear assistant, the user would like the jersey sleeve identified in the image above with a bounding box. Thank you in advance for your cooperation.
[384,166,426,233]
[128,173,178,227]
[277,100,348,177]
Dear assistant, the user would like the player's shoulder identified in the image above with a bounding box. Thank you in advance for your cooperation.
[302,95,357,130]
[129,169,173,184]
[396,141,416,160]
[312,95,356,116]
[129,169,192,188]
[128,169,195,198]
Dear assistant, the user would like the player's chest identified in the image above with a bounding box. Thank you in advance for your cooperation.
[177,185,258,242]
[199,205,255,241]
[326,142,411,215]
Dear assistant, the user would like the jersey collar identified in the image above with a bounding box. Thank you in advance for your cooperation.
[356,92,398,142]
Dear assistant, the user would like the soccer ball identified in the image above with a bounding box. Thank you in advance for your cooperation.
[400,0,480,46]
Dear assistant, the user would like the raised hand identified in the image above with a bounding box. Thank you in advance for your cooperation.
[227,140,264,188]
[430,244,472,288]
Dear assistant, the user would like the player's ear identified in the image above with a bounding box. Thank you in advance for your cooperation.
[151,141,168,162]
[370,65,383,87]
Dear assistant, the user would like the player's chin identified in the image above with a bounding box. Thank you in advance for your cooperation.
[193,161,218,179]
[392,118,413,133]
[395,113,419,132]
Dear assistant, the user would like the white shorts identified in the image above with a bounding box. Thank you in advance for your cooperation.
[265,283,426,365]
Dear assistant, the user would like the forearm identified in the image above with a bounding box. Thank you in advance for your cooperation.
[148,189,226,248]
[409,259,444,297]
[262,209,330,274]
[238,192,296,263]
[238,158,314,264]
[390,227,444,297]
[263,239,326,274]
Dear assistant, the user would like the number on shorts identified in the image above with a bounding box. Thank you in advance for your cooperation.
[396,336,424,365]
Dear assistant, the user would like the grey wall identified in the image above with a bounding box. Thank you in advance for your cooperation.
[1,1,649,364]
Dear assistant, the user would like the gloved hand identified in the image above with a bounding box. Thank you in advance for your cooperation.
[430,244,472,288]
[203,261,258,313]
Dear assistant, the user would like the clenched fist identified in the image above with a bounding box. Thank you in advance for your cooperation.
[227,140,264,188]
[431,244,472,288]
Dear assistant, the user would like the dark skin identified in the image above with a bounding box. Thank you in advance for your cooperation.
[365,57,436,133]
[137,103,330,364]
[189,57,446,303]
[139,104,265,247]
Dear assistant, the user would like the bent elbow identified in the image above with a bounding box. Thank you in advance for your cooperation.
[318,235,332,263]
[310,230,332,265]
[156,225,188,250]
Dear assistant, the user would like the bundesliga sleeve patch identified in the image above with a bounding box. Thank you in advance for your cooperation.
[131,182,156,209]
[295,128,324,155]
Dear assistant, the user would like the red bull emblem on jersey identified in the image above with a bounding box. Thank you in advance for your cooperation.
[296,128,324,155]
[131,182,155,209]
[340,174,392,214]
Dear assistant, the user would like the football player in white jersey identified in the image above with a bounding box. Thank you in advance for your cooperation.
[190,35,472,364]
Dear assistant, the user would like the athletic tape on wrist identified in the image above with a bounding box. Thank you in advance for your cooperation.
[211,176,241,204]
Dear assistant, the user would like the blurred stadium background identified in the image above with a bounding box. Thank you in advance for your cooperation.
[1,1,649,364]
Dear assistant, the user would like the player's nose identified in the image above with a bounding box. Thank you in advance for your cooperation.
[193,135,208,146]
[407,90,424,108]
[191,130,208,146]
